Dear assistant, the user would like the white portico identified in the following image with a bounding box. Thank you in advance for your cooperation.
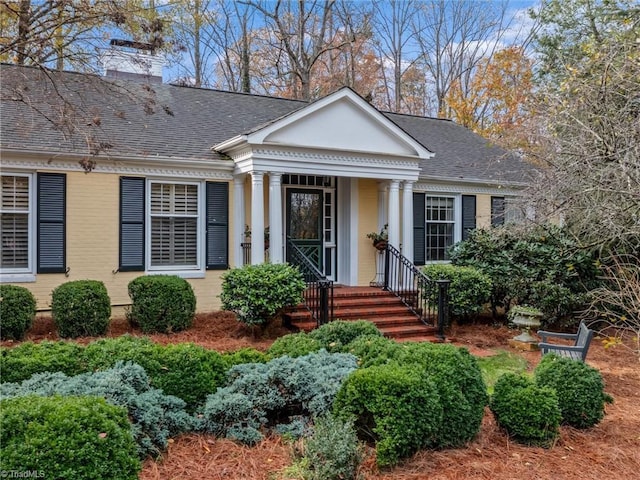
[213,88,434,285]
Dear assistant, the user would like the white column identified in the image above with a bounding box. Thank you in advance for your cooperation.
[233,175,246,267]
[402,181,414,262]
[268,173,283,263]
[388,180,400,249]
[250,171,265,264]
[378,181,388,229]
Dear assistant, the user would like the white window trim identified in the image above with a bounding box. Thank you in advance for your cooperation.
[145,178,205,276]
[0,172,36,283]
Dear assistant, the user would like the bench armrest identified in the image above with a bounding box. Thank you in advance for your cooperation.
[537,330,578,342]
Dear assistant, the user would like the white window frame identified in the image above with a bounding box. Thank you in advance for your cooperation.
[145,179,205,277]
[424,194,461,263]
[0,172,36,283]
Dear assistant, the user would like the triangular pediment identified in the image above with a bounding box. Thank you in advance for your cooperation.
[247,88,432,159]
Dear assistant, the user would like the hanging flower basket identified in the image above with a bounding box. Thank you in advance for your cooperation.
[367,224,388,251]
[373,239,388,251]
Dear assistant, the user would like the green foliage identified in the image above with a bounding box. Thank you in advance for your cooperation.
[334,363,442,468]
[85,336,227,411]
[300,413,364,480]
[341,334,401,368]
[308,320,382,352]
[127,275,196,333]
[219,263,305,326]
[393,342,488,448]
[221,347,269,368]
[422,264,492,319]
[51,280,111,338]
[0,285,36,341]
[490,373,561,447]
[0,395,140,479]
[267,332,322,358]
[0,362,193,459]
[476,350,529,394]
[0,341,87,384]
[203,350,358,444]
[450,224,600,325]
[535,354,613,428]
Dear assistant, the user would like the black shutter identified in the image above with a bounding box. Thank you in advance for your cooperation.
[37,173,66,273]
[206,181,228,270]
[491,196,505,226]
[119,177,145,271]
[413,192,425,265]
[462,195,477,241]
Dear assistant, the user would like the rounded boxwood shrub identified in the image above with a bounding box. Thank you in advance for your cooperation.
[267,332,322,358]
[127,275,196,333]
[341,334,401,368]
[220,263,305,326]
[0,395,140,479]
[334,363,443,468]
[422,264,492,320]
[0,341,87,384]
[534,354,613,428]
[222,347,269,368]
[394,342,488,448]
[308,320,382,352]
[51,280,111,338]
[0,285,36,340]
[490,373,561,447]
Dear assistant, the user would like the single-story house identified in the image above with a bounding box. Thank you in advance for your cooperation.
[0,62,537,314]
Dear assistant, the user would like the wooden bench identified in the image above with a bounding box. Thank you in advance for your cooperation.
[537,321,594,362]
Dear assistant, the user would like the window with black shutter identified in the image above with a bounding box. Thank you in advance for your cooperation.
[491,196,505,226]
[37,173,66,273]
[119,177,145,271]
[413,192,425,265]
[206,182,228,269]
[462,195,476,241]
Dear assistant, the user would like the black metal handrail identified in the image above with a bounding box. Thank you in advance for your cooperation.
[286,237,334,326]
[383,244,450,340]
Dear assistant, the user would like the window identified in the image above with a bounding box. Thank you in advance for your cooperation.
[492,196,525,226]
[119,177,228,273]
[1,174,30,271]
[149,182,199,268]
[426,196,455,261]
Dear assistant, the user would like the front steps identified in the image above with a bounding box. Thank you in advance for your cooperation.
[283,286,439,341]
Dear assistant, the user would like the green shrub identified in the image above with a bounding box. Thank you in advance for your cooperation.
[490,373,561,447]
[301,413,364,480]
[341,334,401,368]
[334,363,442,467]
[422,264,492,320]
[0,285,36,341]
[85,336,227,411]
[220,263,305,326]
[535,354,613,428]
[267,332,322,358]
[308,320,382,352]
[394,342,488,448]
[0,341,87,384]
[221,347,269,368]
[51,280,111,338]
[203,350,358,444]
[0,395,140,479]
[127,275,196,333]
[0,362,193,459]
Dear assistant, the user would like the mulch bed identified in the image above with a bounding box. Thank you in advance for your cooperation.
[4,313,640,479]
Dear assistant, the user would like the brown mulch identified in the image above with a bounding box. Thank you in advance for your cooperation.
[5,313,640,479]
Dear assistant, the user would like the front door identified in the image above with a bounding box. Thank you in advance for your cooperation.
[286,189,323,272]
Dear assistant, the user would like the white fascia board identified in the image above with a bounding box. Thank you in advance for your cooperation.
[416,180,523,196]
[212,135,247,152]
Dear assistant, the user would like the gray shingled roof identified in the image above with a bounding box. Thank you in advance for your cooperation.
[1,63,537,185]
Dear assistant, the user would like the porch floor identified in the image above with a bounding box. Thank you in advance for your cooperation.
[283,286,439,341]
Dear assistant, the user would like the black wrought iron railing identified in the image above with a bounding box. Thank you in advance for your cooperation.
[383,244,450,340]
[241,242,251,265]
[286,237,334,327]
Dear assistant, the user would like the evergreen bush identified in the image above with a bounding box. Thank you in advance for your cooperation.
[203,350,358,444]
[490,373,561,447]
[0,362,193,458]
[219,263,305,326]
[341,334,401,368]
[334,363,442,467]
[0,395,140,479]
[309,320,382,352]
[0,341,87,384]
[535,354,613,428]
[221,347,269,368]
[0,285,36,341]
[51,280,111,338]
[267,332,322,358]
[422,264,492,320]
[127,275,196,333]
